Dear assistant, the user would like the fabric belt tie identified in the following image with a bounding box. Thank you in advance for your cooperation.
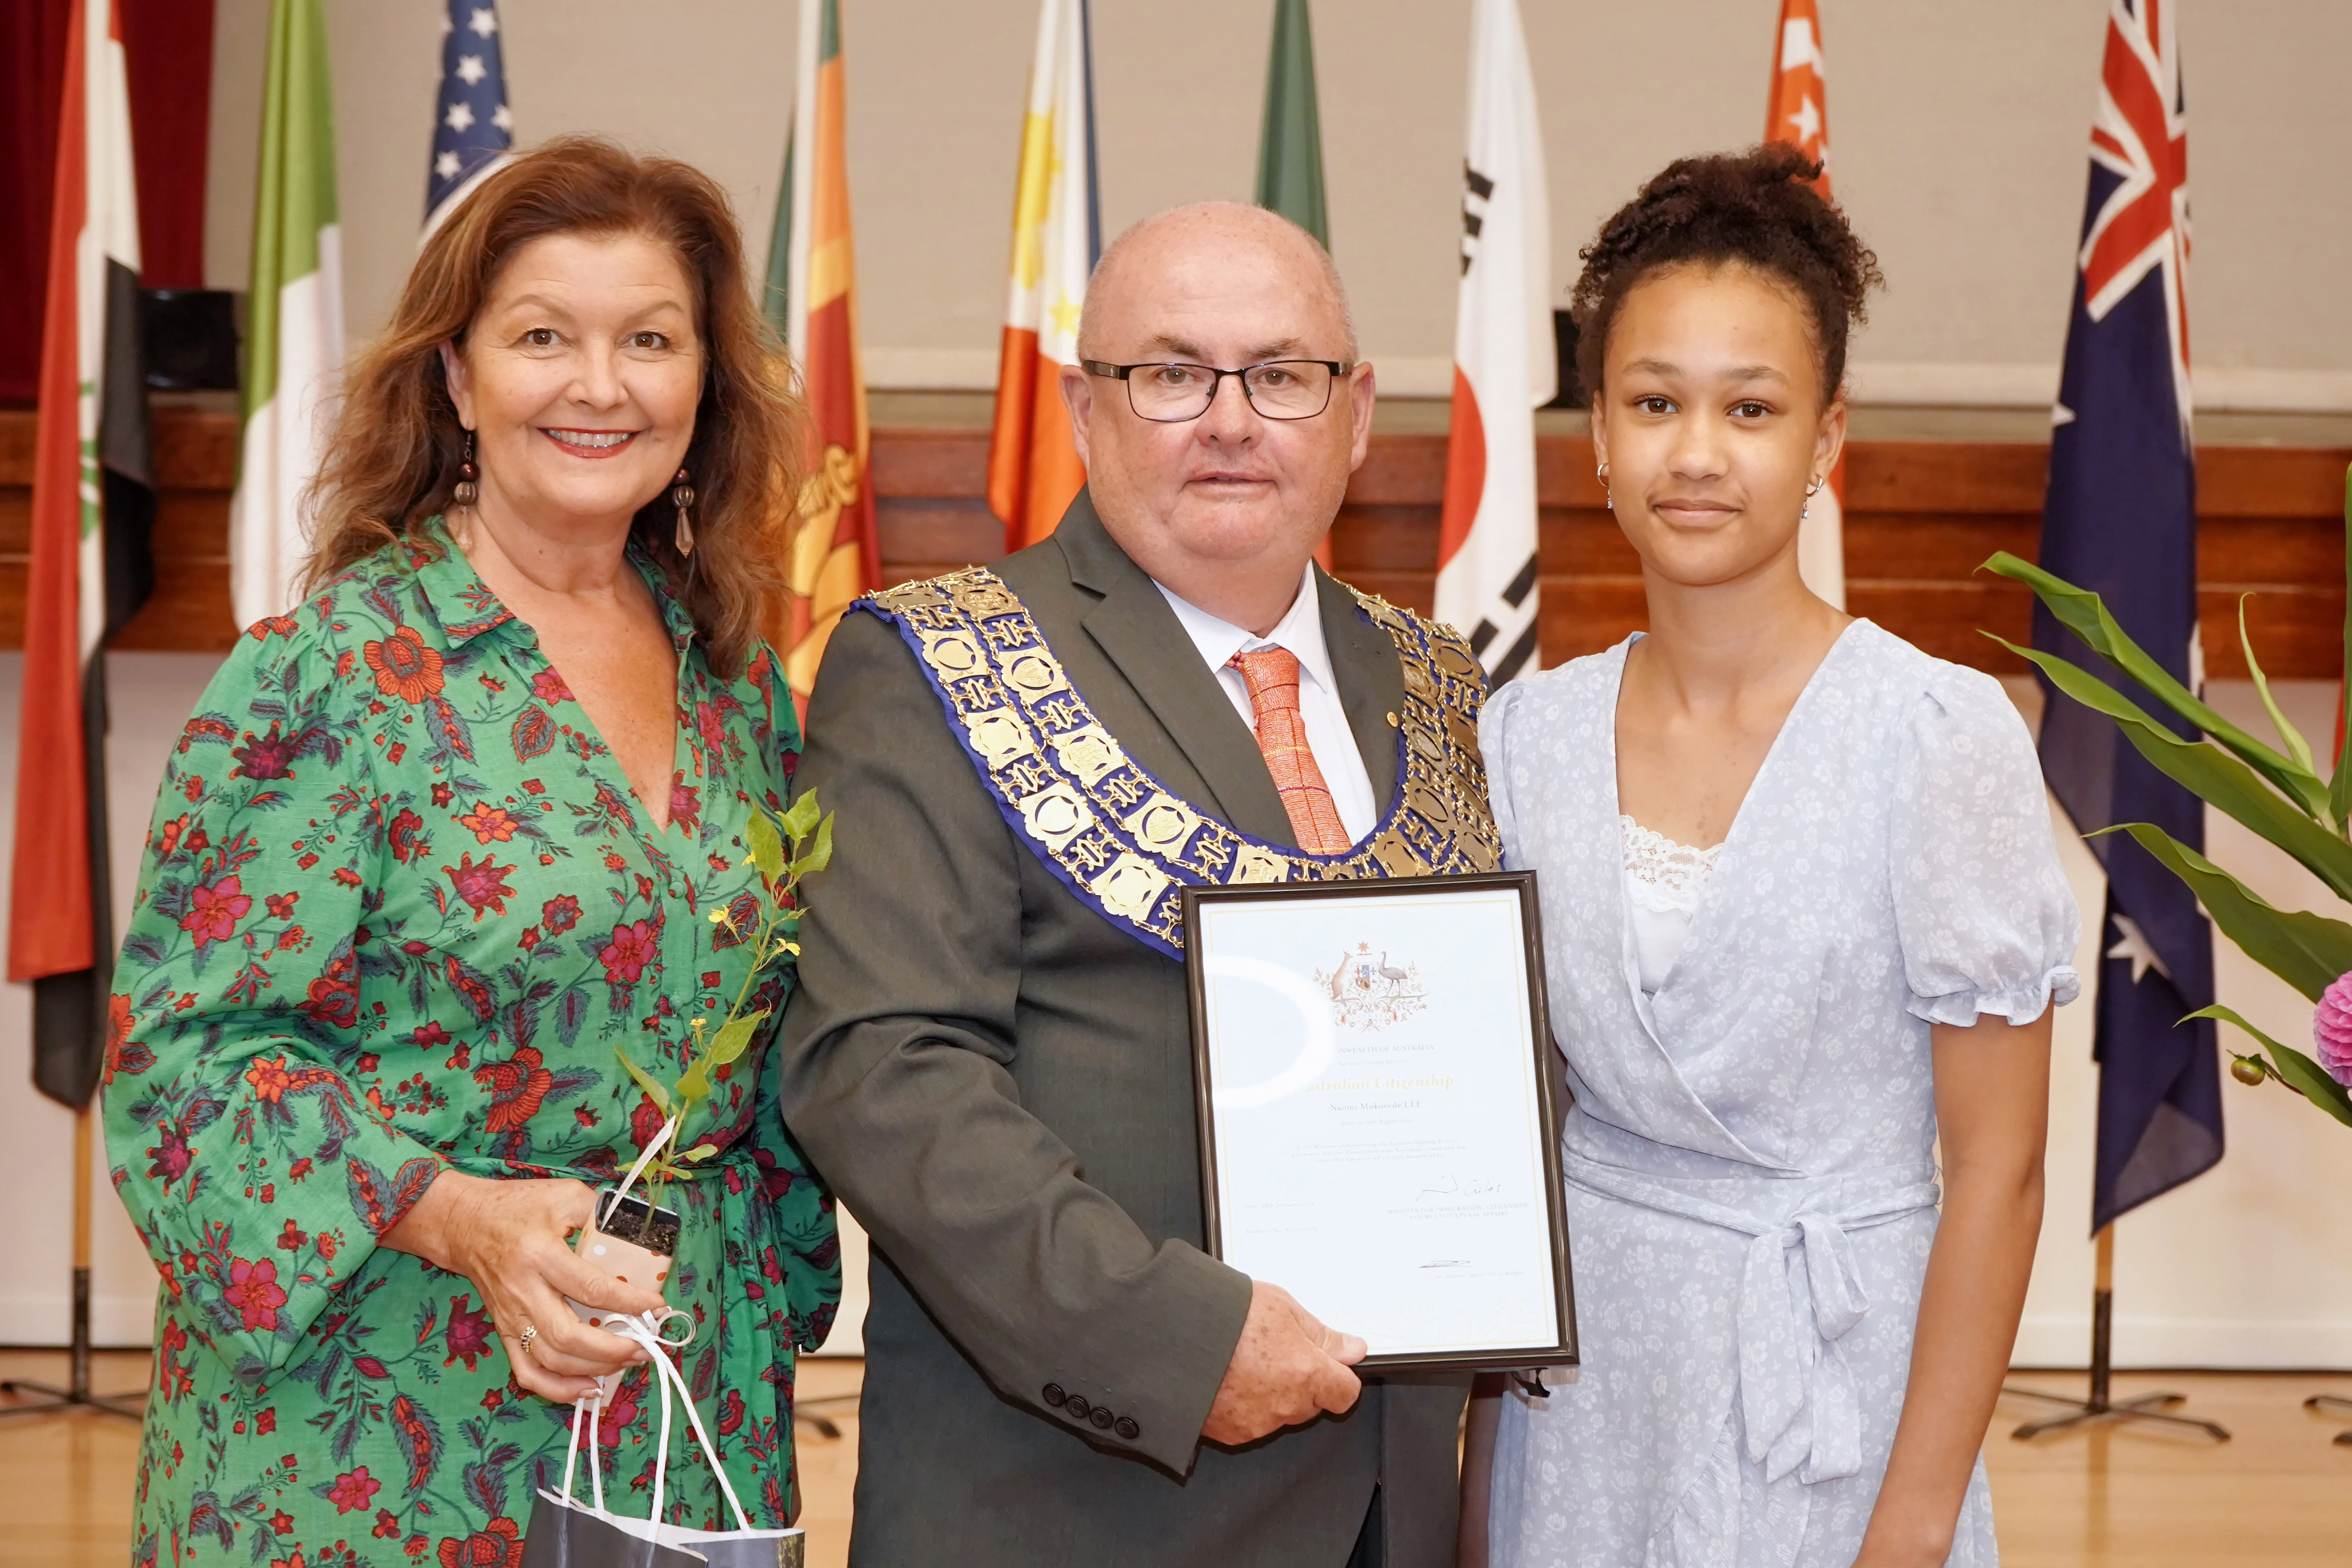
[1563,1146,1940,1486]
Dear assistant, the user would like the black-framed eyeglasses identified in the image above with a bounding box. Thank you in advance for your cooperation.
[1082,358,1352,423]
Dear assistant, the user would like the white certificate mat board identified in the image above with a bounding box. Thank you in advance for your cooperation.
[1183,872,1575,1369]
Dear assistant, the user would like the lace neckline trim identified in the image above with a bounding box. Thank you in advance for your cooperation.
[1620,815,1723,914]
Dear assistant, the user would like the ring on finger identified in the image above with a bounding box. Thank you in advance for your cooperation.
[517,1323,539,1359]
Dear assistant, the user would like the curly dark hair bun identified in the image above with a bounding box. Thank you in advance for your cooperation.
[1570,143,1883,407]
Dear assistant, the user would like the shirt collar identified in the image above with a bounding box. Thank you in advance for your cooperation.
[1154,563,1340,698]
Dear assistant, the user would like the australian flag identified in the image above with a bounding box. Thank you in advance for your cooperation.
[2034,0,2222,1234]
[426,0,513,233]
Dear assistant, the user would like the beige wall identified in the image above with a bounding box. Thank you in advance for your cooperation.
[201,0,2352,407]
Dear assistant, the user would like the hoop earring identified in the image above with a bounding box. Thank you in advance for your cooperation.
[1597,463,1612,512]
[671,468,696,557]
[452,430,479,510]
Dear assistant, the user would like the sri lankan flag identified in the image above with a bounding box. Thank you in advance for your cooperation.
[987,0,1097,553]
[1765,0,1846,608]
[769,0,880,713]
[11,0,156,1108]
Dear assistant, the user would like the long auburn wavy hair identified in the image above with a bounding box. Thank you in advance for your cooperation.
[303,136,804,676]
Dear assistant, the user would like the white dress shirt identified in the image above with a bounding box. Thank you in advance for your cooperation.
[1154,565,1379,845]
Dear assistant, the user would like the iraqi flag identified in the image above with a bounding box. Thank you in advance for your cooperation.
[1433,0,1553,686]
[9,0,156,1109]
[2033,0,2220,1231]
[1764,0,1847,608]
[987,0,1097,553]
[771,0,882,713]
[228,0,343,629]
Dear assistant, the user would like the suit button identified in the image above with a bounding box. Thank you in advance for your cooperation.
[1042,1383,1067,1407]
[1090,1406,1114,1430]
[1114,1416,1139,1439]
[1065,1394,1091,1419]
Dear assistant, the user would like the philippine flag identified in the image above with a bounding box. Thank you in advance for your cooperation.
[987,0,1098,552]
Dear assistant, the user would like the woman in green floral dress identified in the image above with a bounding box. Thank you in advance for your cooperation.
[102,139,837,1567]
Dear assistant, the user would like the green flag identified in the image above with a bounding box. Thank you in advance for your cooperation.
[1254,0,1327,245]
[230,0,341,627]
[765,125,793,341]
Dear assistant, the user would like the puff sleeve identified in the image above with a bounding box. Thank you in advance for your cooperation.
[1888,666,2083,1026]
[1479,673,1530,863]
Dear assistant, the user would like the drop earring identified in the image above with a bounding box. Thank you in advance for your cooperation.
[1597,463,1613,512]
[671,468,696,557]
[1802,475,1823,521]
[452,430,479,509]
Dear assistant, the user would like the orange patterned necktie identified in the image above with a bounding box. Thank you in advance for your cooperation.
[1229,646,1352,854]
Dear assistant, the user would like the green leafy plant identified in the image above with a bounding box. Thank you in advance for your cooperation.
[1977,465,2352,1129]
[616,791,835,1197]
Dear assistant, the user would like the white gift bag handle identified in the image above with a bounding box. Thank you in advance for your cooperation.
[558,1306,752,1536]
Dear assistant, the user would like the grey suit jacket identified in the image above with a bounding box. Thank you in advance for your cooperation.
[777,494,1468,1568]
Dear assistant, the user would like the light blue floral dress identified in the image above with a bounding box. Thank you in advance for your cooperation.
[1480,621,2079,1568]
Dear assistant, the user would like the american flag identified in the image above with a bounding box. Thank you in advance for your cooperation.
[2033,0,2220,1233]
[426,0,512,233]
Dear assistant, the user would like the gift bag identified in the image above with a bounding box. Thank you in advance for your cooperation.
[524,1312,806,1568]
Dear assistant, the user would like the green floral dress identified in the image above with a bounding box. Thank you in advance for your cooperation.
[102,523,839,1568]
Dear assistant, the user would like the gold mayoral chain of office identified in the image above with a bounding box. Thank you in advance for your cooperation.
[853,567,1503,960]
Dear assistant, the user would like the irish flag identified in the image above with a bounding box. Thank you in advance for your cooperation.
[987,0,1097,553]
[1433,0,1554,687]
[229,0,343,629]
[1766,0,1847,608]
[772,0,880,711]
[10,0,153,1106]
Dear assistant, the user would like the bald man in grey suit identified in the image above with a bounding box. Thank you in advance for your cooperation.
[778,205,1496,1567]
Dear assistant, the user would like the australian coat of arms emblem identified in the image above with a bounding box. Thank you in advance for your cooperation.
[1313,941,1428,1031]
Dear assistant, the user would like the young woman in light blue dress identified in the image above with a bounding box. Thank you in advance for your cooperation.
[1459,146,2080,1568]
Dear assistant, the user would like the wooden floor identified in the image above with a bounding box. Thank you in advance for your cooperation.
[6,1352,2348,1566]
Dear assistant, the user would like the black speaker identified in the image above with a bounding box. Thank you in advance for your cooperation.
[142,288,240,392]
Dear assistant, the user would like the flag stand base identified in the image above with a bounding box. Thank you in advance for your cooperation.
[793,1392,860,1440]
[0,1109,145,1423]
[2002,1227,2228,1441]
[2302,1394,2352,1446]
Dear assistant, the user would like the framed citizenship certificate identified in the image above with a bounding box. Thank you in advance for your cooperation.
[1182,871,1575,1371]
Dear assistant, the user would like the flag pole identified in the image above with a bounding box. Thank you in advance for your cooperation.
[1999,1225,2227,1441]
[0,1108,145,1420]
[2301,1392,2352,1445]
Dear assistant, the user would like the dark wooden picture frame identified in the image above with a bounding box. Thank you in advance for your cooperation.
[1181,870,1577,1372]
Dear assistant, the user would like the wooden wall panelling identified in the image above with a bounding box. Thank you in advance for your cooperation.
[870,428,995,585]
[0,407,2344,680]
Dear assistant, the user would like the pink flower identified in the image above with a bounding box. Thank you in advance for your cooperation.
[599,919,659,985]
[224,1256,288,1332]
[326,1465,381,1514]
[180,876,253,947]
[2314,972,2352,1087]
